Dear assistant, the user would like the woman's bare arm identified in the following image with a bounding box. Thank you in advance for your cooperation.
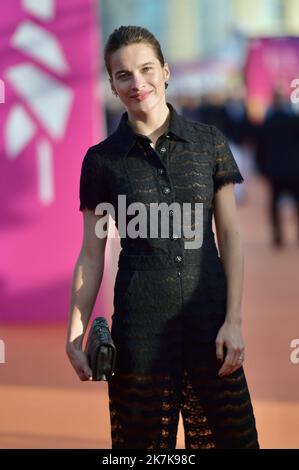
[213,183,245,376]
[213,183,244,324]
[66,210,108,380]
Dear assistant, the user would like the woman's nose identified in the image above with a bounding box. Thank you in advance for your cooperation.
[130,73,144,90]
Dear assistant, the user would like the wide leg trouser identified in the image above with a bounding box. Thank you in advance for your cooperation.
[108,359,259,449]
[109,264,259,449]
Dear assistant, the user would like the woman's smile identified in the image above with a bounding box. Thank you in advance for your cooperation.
[130,90,153,101]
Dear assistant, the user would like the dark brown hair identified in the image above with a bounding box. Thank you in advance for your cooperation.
[104,25,166,78]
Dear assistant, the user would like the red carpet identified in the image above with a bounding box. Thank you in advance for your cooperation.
[1,177,299,448]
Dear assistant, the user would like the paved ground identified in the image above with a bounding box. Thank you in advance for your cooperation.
[1,176,299,449]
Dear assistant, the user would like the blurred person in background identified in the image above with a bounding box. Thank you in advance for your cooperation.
[66,25,259,449]
[256,88,299,247]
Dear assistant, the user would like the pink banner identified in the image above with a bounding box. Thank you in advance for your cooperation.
[245,36,299,117]
[0,0,106,322]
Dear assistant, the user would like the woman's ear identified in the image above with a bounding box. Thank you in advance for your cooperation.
[109,78,118,96]
[164,63,170,82]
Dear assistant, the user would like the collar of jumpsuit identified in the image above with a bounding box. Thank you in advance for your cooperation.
[114,102,192,157]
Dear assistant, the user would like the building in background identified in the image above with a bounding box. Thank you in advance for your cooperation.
[99,0,299,65]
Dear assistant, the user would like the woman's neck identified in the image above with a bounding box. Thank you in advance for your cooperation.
[127,102,170,141]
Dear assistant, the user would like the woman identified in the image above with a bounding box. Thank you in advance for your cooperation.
[66,26,259,449]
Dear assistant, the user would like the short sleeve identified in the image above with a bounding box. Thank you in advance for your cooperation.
[79,146,108,211]
[211,125,244,192]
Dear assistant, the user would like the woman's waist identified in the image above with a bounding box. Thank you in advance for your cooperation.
[118,242,219,270]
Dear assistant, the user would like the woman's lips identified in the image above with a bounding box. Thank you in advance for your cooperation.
[131,91,152,101]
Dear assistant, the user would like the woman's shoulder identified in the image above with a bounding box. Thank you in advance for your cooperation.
[177,110,232,153]
[177,111,216,146]
[83,131,122,163]
[87,132,119,153]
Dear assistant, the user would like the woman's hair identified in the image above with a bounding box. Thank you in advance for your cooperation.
[104,25,166,78]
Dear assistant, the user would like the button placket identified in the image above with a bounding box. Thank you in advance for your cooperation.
[162,186,171,195]
[156,139,168,158]
[157,164,172,199]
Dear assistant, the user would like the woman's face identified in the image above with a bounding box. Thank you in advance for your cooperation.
[109,42,170,114]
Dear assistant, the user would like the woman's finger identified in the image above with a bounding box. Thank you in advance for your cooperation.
[218,349,235,376]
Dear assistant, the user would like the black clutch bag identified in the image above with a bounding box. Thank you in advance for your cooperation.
[84,316,116,381]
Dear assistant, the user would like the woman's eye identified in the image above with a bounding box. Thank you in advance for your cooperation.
[118,74,128,80]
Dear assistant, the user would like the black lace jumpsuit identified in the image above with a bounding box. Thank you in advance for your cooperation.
[79,102,259,449]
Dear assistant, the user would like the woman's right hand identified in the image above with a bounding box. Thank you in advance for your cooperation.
[66,344,93,381]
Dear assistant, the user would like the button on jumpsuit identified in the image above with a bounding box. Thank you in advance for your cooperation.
[79,102,259,449]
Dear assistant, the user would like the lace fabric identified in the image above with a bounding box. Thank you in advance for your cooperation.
[108,364,259,449]
[109,265,259,449]
[79,102,259,448]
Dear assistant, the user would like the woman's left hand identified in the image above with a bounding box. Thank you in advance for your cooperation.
[215,321,245,377]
